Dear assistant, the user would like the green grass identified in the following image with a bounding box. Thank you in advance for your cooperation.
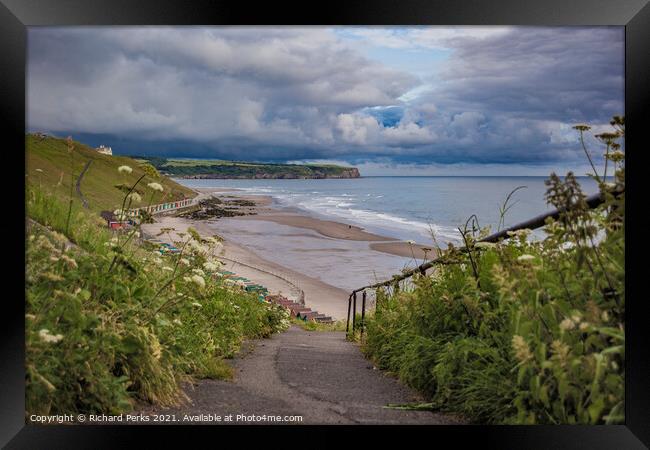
[360,172,625,424]
[291,318,347,332]
[26,134,196,212]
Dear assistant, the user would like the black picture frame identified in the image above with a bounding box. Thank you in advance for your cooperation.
[2,0,649,447]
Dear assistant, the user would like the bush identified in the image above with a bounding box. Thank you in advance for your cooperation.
[26,180,290,416]
[362,118,625,424]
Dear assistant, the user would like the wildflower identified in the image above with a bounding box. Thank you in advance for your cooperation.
[595,132,619,144]
[607,150,625,163]
[43,272,64,282]
[551,340,570,367]
[150,337,162,360]
[511,335,533,363]
[148,182,164,192]
[162,266,173,272]
[191,302,203,308]
[38,329,63,344]
[186,239,206,256]
[25,314,36,321]
[51,231,68,245]
[475,242,496,249]
[573,124,591,131]
[60,254,77,269]
[517,254,535,262]
[153,257,163,265]
[173,318,182,326]
[191,275,206,288]
[508,229,532,239]
[127,192,142,203]
[191,268,205,277]
[203,261,220,272]
[118,165,133,174]
[579,322,590,331]
[50,256,60,262]
[571,313,582,324]
[559,318,575,331]
[36,235,58,252]
[179,258,190,266]
[601,311,610,322]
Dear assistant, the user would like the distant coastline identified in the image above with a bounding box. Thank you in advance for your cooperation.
[132,156,361,180]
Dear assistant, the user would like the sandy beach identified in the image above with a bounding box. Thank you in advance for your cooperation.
[141,214,352,319]
[192,187,434,259]
[141,187,434,319]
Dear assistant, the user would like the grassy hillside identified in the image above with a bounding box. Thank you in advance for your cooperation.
[135,156,361,179]
[25,136,291,417]
[26,134,196,212]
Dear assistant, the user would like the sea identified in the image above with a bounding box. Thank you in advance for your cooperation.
[176,176,600,293]
[177,176,600,244]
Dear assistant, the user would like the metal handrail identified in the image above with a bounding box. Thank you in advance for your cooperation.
[345,187,623,337]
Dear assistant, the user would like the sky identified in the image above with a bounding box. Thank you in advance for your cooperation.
[27,26,624,176]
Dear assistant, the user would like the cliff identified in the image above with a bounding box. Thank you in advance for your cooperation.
[134,157,361,179]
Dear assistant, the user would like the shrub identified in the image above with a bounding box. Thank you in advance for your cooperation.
[26,177,290,416]
[362,117,625,424]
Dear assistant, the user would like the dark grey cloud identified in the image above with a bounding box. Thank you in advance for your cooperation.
[27,27,624,170]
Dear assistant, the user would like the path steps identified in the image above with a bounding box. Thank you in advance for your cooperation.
[267,294,334,324]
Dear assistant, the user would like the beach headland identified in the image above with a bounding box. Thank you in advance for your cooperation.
[145,187,432,319]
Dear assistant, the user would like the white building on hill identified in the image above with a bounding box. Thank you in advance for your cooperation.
[96,145,113,156]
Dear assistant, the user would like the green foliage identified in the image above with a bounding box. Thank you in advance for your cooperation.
[139,161,161,179]
[291,318,347,332]
[135,156,359,179]
[26,184,290,417]
[362,118,625,424]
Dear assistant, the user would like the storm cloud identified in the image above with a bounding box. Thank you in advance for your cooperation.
[27,26,624,173]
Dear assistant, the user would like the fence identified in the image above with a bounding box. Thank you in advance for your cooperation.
[124,198,195,217]
[345,188,622,339]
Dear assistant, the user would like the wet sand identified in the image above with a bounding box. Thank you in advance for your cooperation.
[235,213,391,242]
[194,187,435,259]
[143,188,436,319]
[141,216,351,320]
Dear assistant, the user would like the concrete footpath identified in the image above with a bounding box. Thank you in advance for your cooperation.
[139,326,462,425]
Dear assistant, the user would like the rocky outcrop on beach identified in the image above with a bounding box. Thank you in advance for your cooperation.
[176,196,257,220]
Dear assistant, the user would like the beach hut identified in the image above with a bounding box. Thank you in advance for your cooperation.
[100,211,129,229]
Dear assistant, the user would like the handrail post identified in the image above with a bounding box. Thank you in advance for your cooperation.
[352,292,357,333]
[345,294,352,335]
[360,290,367,340]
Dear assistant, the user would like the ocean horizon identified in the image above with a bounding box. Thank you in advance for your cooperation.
[177,175,600,245]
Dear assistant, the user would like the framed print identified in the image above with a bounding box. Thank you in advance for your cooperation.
[2,0,649,447]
